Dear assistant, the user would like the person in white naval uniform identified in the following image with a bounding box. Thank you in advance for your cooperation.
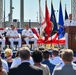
[64,14,76,48]
[6,25,21,49]
[22,24,37,49]
[0,33,5,50]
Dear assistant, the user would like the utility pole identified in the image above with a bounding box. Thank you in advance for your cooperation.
[9,0,12,25]
[20,0,24,28]
[4,0,5,27]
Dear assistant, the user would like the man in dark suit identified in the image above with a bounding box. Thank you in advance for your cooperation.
[42,50,55,74]
[8,47,43,75]
[53,49,76,75]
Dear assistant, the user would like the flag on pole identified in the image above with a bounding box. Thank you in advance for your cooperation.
[50,0,58,35]
[40,8,46,39]
[65,4,68,20]
[44,0,53,42]
[38,0,46,39]
[58,0,64,39]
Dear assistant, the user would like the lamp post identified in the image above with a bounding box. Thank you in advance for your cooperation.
[9,0,14,25]
[9,0,12,25]
[29,19,31,28]
[20,0,24,28]
[36,12,38,22]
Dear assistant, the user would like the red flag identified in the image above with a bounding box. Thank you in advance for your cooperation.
[44,0,52,42]
[31,28,39,39]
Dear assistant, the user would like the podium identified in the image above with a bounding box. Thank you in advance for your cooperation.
[66,26,76,51]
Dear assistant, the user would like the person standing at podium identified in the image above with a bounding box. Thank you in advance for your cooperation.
[64,14,76,26]
[64,14,76,48]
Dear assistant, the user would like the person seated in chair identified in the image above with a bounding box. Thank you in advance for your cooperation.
[6,25,21,49]
[22,24,37,50]
[0,32,5,50]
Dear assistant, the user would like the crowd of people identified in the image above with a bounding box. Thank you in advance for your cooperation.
[0,46,76,75]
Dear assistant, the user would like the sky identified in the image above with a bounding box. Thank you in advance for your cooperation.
[3,0,71,22]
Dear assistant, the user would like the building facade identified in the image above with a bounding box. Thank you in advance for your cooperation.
[3,21,40,28]
[71,0,76,20]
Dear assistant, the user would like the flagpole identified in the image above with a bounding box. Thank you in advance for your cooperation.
[50,0,55,49]
[45,0,47,47]
[38,0,45,38]
[50,0,52,49]
[65,4,68,20]
[57,0,60,50]
[45,0,46,48]
[58,0,64,50]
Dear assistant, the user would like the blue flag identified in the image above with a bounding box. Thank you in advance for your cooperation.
[50,1,58,35]
[65,5,68,20]
[58,0,64,39]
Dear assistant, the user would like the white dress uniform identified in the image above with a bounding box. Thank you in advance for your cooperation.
[6,29,21,48]
[64,19,76,48]
[64,19,76,26]
[50,56,64,65]
[0,33,5,50]
[22,28,37,49]
[11,57,34,68]
[2,59,9,72]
